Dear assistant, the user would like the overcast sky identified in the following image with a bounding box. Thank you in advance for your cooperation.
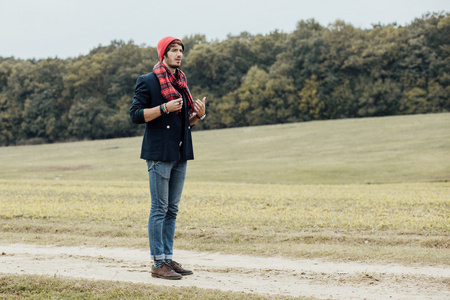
[0,0,448,60]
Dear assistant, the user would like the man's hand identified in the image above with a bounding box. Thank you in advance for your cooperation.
[194,97,206,117]
[166,98,183,112]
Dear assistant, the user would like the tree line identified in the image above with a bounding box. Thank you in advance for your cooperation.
[0,12,448,146]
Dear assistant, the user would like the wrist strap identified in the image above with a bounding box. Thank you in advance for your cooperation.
[164,103,169,114]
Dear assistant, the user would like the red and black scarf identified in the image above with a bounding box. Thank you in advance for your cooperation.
[153,61,194,114]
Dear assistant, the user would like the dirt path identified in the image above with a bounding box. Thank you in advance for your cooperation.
[1,244,449,299]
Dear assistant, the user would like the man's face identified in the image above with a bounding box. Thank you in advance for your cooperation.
[163,44,183,71]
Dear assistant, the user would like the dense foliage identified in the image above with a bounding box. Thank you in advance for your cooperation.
[0,13,448,145]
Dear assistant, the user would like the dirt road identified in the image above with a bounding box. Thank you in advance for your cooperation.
[1,244,449,299]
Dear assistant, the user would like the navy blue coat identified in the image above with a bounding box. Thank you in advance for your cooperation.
[130,72,194,161]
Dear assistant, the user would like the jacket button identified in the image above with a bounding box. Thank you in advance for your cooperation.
[166,125,170,129]
[188,126,191,129]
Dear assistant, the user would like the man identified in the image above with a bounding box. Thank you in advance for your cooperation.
[130,36,206,280]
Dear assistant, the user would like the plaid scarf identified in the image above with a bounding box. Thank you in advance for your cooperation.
[153,61,194,114]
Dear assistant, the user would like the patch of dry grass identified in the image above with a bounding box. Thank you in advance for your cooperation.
[0,274,302,299]
[1,179,448,265]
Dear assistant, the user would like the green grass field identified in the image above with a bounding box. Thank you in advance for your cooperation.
[0,113,449,299]
[1,113,448,184]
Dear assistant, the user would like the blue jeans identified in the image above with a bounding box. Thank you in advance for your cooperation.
[147,160,187,261]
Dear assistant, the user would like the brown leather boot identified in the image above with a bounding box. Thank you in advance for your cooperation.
[168,260,193,275]
[151,262,182,280]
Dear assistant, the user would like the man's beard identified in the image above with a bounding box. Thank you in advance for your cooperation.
[168,61,181,70]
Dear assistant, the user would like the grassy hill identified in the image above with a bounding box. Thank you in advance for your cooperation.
[1,113,449,266]
[0,113,449,184]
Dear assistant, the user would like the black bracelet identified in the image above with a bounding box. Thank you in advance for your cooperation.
[160,104,164,115]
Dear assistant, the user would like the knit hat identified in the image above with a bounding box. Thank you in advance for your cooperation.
[157,36,184,61]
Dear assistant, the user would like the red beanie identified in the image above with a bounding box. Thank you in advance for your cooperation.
[157,36,184,61]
